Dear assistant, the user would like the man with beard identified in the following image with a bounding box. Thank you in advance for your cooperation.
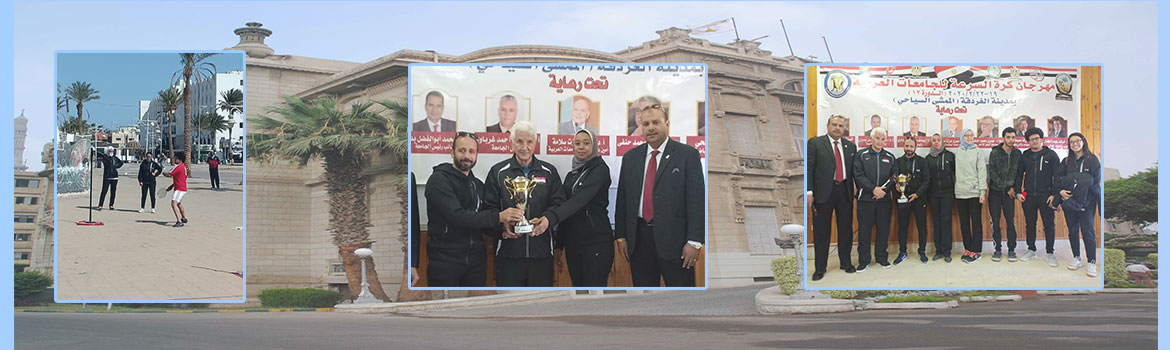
[425,132,525,287]
[894,137,930,264]
[487,95,519,133]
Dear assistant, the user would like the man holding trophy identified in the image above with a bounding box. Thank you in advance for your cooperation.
[483,121,566,287]
[894,136,931,264]
[852,128,897,271]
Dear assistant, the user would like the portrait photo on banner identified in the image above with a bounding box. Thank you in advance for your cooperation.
[805,64,1103,290]
[408,64,709,290]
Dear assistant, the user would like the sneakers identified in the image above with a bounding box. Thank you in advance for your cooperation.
[893,253,908,265]
[1047,254,1058,267]
[919,252,928,263]
[878,261,891,269]
[932,253,944,261]
[109,206,114,210]
[944,255,952,263]
[1020,250,1036,262]
[181,218,189,223]
[1067,257,1083,270]
[95,206,102,211]
[1008,251,1019,262]
[856,263,868,272]
[971,253,982,262]
[991,251,1002,262]
[174,222,184,227]
[1087,262,1099,277]
[151,208,156,213]
[961,251,973,263]
[138,208,145,213]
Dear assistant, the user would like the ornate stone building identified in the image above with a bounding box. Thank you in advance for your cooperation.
[234,23,807,299]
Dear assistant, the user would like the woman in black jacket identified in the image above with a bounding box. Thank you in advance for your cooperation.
[1058,132,1101,278]
[552,129,614,286]
[137,152,163,213]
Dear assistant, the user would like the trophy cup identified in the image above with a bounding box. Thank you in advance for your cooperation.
[896,174,911,204]
[504,175,545,235]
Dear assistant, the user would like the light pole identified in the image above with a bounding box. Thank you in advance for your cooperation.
[353,248,380,304]
[777,223,826,300]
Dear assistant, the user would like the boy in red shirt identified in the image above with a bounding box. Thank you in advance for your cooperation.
[162,153,189,227]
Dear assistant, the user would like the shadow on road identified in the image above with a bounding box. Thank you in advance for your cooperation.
[135,220,175,226]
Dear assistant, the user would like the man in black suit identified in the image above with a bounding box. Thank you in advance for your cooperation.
[615,103,705,287]
[903,115,927,137]
[412,90,456,132]
[806,115,857,281]
[486,95,518,133]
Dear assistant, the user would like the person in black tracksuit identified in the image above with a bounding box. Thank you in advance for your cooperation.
[137,153,163,212]
[1014,128,1064,263]
[894,137,930,264]
[550,130,614,287]
[483,151,566,287]
[987,127,1022,261]
[425,134,525,287]
[852,129,896,271]
[95,149,124,210]
[1057,132,1101,273]
[410,173,421,286]
[925,134,956,262]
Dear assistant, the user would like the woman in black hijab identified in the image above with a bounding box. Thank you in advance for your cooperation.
[552,129,614,286]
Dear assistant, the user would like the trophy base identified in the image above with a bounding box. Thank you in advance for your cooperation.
[897,198,909,204]
[514,224,534,235]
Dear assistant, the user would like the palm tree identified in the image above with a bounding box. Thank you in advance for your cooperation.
[217,88,243,163]
[195,112,231,158]
[249,96,395,301]
[157,87,182,160]
[174,53,218,170]
[63,81,100,131]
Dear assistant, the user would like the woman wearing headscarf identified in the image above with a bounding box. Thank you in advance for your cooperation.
[954,128,988,263]
[1057,132,1101,277]
[551,129,614,286]
[925,133,956,262]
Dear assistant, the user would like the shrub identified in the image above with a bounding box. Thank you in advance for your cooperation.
[1146,253,1158,269]
[258,288,343,308]
[15,271,52,299]
[14,264,28,273]
[1103,248,1128,284]
[876,295,953,303]
[826,290,902,299]
[770,256,799,295]
[958,291,1015,297]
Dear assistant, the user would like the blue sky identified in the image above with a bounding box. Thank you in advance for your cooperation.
[55,52,243,130]
[13,1,1157,174]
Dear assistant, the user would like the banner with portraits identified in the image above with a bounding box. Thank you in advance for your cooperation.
[815,65,1081,159]
[410,64,708,185]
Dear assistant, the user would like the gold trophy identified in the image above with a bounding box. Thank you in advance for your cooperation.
[896,174,911,204]
[504,175,545,235]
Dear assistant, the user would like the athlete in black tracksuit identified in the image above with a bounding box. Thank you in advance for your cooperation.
[1015,142,1063,257]
[551,155,614,287]
[95,151,124,209]
[853,145,896,270]
[138,154,163,211]
[894,149,931,263]
[483,155,566,287]
[425,163,501,287]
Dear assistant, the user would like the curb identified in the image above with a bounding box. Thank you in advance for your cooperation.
[959,295,1022,303]
[754,287,855,315]
[333,291,571,314]
[1037,290,1097,296]
[15,308,332,313]
[1097,288,1157,294]
[864,300,958,310]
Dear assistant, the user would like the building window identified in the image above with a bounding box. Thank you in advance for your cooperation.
[15,197,38,205]
[783,81,803,91]
[15,179,39,188]
[745,207,782,255]
[725,115,761,156]
[14,215,35,223]
[14,234,30,242]
[790,123,805,154]
[14,252,29,260]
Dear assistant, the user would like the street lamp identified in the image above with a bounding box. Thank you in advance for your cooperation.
[352,248,380,304]
[776,223,827,300]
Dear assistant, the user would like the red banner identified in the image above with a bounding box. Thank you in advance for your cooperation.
[615,136,681,156]
[686,136,706,158]
[856,135,896,149]
[544,135,611,156]
[411,132,455,154]
[893,136,931,149]
[475,132,540,154]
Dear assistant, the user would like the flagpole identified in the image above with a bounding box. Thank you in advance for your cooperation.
[730,17,741,42]
[780,19,795,56]
[822,36,834,63]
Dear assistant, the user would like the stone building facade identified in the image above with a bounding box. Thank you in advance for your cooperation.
[233,23,807,298]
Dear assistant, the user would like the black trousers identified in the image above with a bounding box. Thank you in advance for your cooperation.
[897,199,928,254]
[495,257,554,287]
[988,190,1017,252]
[209,168,220,188]
[929,194,954,255]
[98,179,118,207]
[1064,201,1098,263]
[955,198,983,253]
[1022,195,1057,253]
[565,240,613,287]
[630,219,695,287]
[856,200,891,266]
[427,254,487,287]
[812,181,853,272]
[140,182,156,209]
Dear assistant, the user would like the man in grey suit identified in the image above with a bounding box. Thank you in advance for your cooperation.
[486,95,518,133]
[412,90,456,132]
[559,96,599,135]
[806,114,858,281]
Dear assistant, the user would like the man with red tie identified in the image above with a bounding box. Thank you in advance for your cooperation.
[806,115,858,281]
[615,102,705,287]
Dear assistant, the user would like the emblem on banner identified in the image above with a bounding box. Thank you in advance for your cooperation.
[1054,73,1073,101]
[824,70,851,98]
[1009,66,1021,79]
[911,66,923,76]
[987,66,1002,79]
[1030,68,1044,81]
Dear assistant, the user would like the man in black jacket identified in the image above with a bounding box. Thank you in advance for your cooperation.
[615,104,705,287]
[987,127,1022,262]
[1015,127,1064,266]
[410,173,421,286]
[483,121,566,287]
[95,149,123,210]
[425,132,525,287]
[853,128,896,271]
[137,152,163,213]
[806,115,857,280]
[894,137,930,264]
[926,134,955,262]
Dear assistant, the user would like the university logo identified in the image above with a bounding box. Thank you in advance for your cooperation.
[824,70,851,98]
[1030,68,1044,81]
[987,66,1002,79]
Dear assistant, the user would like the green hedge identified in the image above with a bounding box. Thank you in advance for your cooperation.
[14,264,28,274]
[826,290,903,299]
[877,295,953,303]
[15,271,52,299]
[258,288,342,308]
[1104,248,1128,284]
[770,256,799,295]
[1147,253,1158,269]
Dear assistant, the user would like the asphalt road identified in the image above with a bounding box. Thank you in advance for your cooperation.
[15,291,1156,349]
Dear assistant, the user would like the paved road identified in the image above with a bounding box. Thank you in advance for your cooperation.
[16,291,1156,349]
